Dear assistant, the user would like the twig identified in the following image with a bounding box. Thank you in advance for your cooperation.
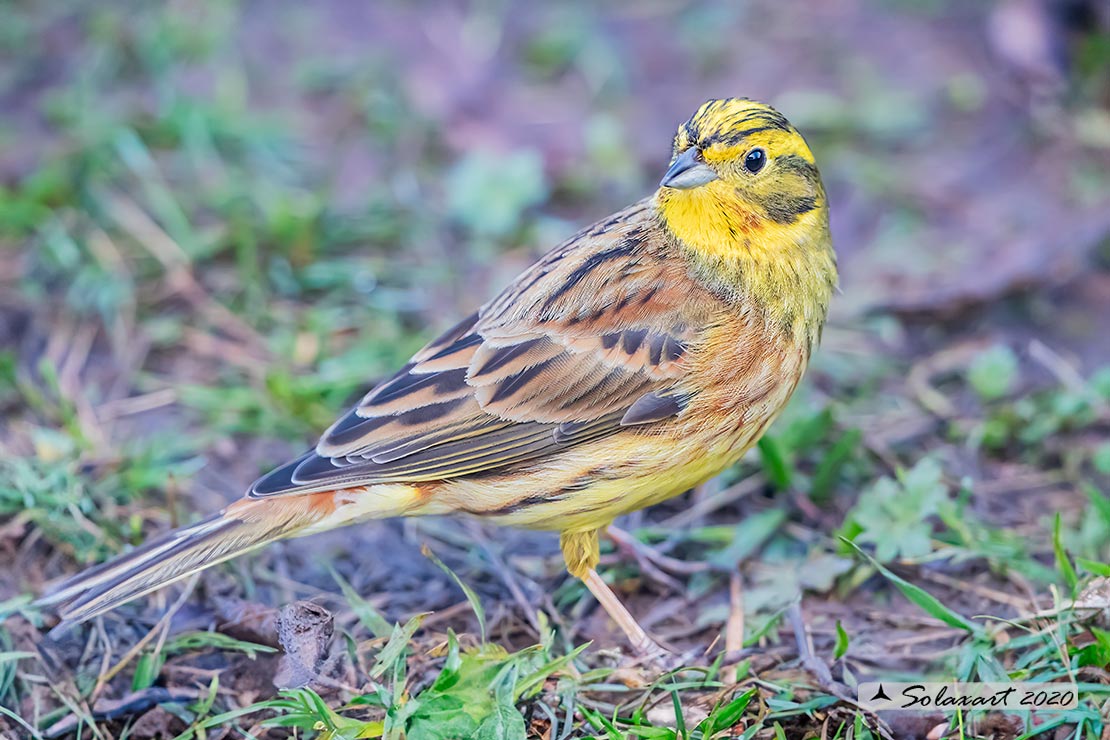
[725,572,744,654]
[96,389,178,421]
[787,603,854,702]
[1028,339,1089,396]
[182,327,267,375]
[91,573,199,692]
[906,340,991,418]
[974,468,1066,496]
[917,570,1030,610]
[469,524,545,637]
[45,688,199,739]
[606,526,692,586]
[57,322,96,401]
[46,690,107,740]
[659,473,765,529]
[108,194,269,356]
[89,620,114,705]
[882,629,972,649]
[420,599,480,629]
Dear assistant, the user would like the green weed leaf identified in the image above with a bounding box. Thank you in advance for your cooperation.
[370,613,427,679]
[1053,513,1079,596]
[331,567,393,639]
[968,345,1018,401]
[834,621,850,659]
[699,688,757,736]
[757,436,792,490]
[445,150,547,239]
[843,538,982,635]
[844,458,947,563]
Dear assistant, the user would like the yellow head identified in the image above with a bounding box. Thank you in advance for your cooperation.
[656,98,837,348]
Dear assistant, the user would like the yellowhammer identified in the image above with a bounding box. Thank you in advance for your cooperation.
[39,98,837,654]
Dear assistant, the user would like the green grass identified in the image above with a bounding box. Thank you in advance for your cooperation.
[2,0,1110,737]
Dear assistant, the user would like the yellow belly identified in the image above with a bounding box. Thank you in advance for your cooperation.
[424,387,786,534]
[414,317,807,535]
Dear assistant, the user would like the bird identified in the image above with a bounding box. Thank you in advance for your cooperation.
[37,98,837,654]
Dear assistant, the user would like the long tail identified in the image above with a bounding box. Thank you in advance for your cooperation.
[36,492,340,633]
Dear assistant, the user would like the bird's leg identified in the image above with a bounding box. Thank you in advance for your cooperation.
[581,567,663,656]
[561,529,667,656]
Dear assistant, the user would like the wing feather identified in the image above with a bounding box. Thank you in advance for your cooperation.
[248,201,713,499]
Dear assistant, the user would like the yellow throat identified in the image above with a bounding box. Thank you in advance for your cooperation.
[655,99,838,350]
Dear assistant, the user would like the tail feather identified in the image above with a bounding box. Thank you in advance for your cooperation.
[37,493,338,633]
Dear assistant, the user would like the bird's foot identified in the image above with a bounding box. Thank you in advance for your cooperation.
[630,640,690,674]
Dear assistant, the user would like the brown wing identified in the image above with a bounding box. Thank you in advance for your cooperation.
[249,201,710,498]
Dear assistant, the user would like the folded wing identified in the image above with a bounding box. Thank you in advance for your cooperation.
[249,202,707,498]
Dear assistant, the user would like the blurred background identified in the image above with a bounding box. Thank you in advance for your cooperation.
[1,0,1109,736]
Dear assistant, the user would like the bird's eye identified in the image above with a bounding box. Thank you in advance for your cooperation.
[744,148,766,174]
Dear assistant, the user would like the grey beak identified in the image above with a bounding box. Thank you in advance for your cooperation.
[659,148,719,189]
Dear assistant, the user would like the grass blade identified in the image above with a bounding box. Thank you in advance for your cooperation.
[422,543,487,641]
[843,539,981,635]
[1053,513,1079,596]
[330,566,392,639]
